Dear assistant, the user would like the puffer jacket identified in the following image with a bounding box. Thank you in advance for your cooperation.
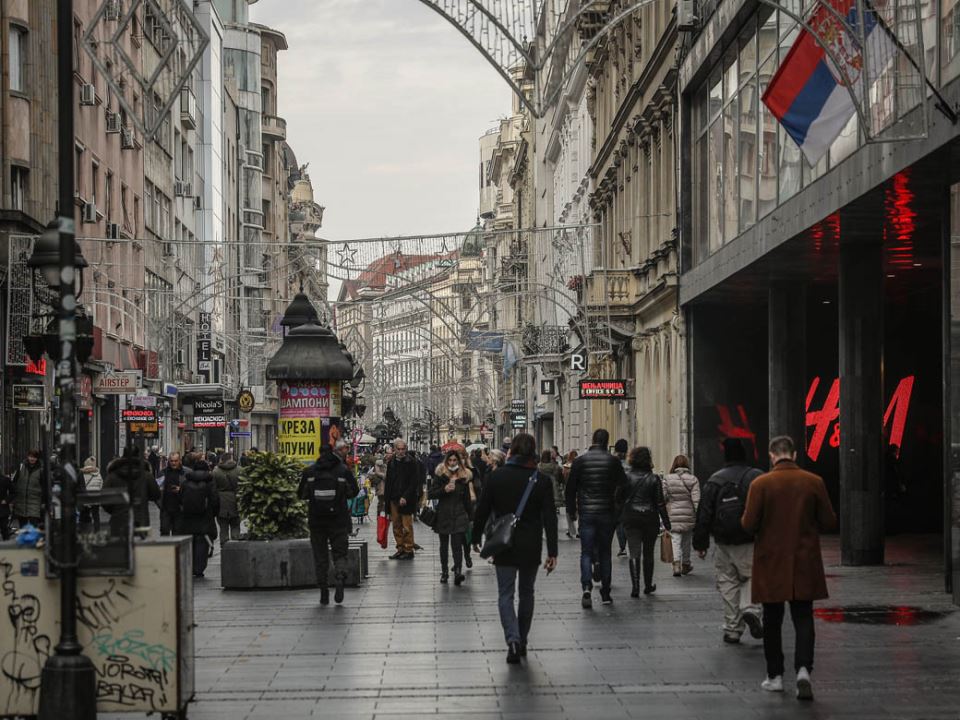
[177,468,219,535]
[105,456,161,531]
[297,451,359,528]
[661,467,701,532]
[619,469,671,529]
[213,460,241,519]
[564,446,628,519]
[13,461,46,518]
[428,465,473,535]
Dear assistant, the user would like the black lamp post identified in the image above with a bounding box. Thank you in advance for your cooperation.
[36,1,98,716]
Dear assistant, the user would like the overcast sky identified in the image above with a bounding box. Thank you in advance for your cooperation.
[249,0,512,246]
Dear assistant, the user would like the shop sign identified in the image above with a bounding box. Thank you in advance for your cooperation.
[122,407,159,436]
[279,382,341,419]
[193,396,225,428]
[197,311,212,379]
[12,384,45,410]
[579,379,627,400]
[278,417,326,463]
[129,394,157,407]
[237,389,256,413]
[94,370,142,394]
[75,375,93,410]
[540,379,556,395]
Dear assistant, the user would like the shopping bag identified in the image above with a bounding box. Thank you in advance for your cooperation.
[377,513,389,549]
[660,531,674,564]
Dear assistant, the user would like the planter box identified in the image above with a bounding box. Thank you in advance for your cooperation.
[221,538,366,589]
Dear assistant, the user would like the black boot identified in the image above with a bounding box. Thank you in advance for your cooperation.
[629,559,640,598]
[319,586,330,606]
[334,573,345,604]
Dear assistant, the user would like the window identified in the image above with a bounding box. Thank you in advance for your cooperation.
[75,144,84,196]
[91,161,100,207]
[133,196,140,236]
[105,172,114,222]
[73,18,82,74]
[10,166,27,210]
[144,181,154,229]
[121,183,131,232]
[9,26,26,92]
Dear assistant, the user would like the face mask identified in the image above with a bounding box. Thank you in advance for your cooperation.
[449,464,459,472]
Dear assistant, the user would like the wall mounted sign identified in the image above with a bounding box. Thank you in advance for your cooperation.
[570,349,588,373]
[193,396,225,428]
[197,311,212,380]
[94,370,142,394]
[579,379,628,400]
[540,379,556,395]
[12,384,45,410]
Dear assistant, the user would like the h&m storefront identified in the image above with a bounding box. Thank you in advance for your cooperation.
[678,0,960,600]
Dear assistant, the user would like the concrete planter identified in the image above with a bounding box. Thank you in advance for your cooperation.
[221,538,366,589]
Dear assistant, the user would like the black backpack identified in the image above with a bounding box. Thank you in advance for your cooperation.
[714,468,753,543]
[307,470,343,518]
[180,481,209,516]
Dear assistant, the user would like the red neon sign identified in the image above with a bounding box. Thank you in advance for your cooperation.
[715,404,758,460]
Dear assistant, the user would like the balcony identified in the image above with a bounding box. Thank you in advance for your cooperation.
[585,269,640,310]
[180,87,197,130]
[262,114,287,142]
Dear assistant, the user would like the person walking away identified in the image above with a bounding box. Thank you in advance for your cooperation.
[693,438,764,644]
[662,455,700,576]
[565,429,628,608]
[537,450,563,515]
[104,445,161,537]
[213,452,242,546]
[147,446,162,478]
[619,447,671,597]
[428,451,473,585]
[742,435,837,700]
[384,439,423,559]
[13,450,45,528]
[0,471,14,540]
[177,459,219,577]
[613,439,630,557]
[561,450,578,538]
[159,452,190,536]
[80,457,104,532]
[425,445,444,479]
[298,444,359,604]
[472,433,558,664]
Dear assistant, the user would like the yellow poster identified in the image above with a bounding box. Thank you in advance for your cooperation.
[278,417,324,464]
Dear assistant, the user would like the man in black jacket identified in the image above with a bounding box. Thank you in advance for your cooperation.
[565,428,628,606]
[298,445,359,604]
[384,439,424,559]
[693,438,764,643]
[159,452,190,536]
[472,433,558,664]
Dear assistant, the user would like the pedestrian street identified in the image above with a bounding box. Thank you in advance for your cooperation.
[114,525,960,720]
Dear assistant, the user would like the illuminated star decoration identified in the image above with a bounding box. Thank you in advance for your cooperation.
[337,243,358,267]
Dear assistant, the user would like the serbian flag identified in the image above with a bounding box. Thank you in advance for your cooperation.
[762,0,897,165]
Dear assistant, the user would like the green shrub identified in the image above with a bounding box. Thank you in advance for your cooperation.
[237,452,308,540]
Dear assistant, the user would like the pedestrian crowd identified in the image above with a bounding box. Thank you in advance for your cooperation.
[0,428,837,701]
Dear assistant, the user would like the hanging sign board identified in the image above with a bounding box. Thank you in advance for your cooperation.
[197,311,212,379]
[579,379,628,399]
[94,370,143,394]
[193,397,225,428]
[237,389,256,413]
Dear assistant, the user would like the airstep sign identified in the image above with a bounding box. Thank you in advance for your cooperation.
[93,370,142,394]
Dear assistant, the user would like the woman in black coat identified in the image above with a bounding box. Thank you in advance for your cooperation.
[177,460,220,578]
[428,451,473,585]
[472,433,559,665]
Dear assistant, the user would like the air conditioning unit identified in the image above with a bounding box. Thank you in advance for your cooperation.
[193,195,202,210]
[80,83,96,106]
[677,0,699,30]
[106,222,120,239]
[174,180,186,197]
[176,349,185,366]
[105,0,122,21]
[121,127,135,149]
[106,111,121,134]
[82,201,97,224]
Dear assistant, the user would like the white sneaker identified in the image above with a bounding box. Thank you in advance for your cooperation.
[761,675,784,692]
[796,667,813,700]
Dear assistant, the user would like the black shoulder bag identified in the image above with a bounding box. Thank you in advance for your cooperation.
[479,471,538,559]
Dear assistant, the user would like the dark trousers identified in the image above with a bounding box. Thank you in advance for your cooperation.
[763,601,815,677]
[495,565,538,645]
[160,510,178,536]
[309,523,350,588]
[0,514,11,540]
[616,523,627,552]
[439,532,464,575]
[624,515,660,588]
[579,516,616,591]
[192,534,209,576]
[217,516,241,546]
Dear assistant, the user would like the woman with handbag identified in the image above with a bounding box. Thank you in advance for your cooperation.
[427,451,473,585]
[619,447,671,597]
[661,454,701,577]
[471,433,559,664]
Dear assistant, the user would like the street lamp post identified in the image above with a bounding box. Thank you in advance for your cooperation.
[37,0,98,717]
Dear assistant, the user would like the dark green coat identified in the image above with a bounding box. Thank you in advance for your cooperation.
[13,461,45,518]
[213,461,241,519]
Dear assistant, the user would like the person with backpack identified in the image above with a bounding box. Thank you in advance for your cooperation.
[177,459,219,578]
[298,444,359,605]
[661,455,701,577]
[618,447,671,597]
[104,445,161,537]
[693,438,764,644]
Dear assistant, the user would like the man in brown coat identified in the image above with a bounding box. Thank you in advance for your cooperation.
[741,435,837,701]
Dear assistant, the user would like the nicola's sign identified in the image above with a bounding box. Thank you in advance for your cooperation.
[579,379,627,399]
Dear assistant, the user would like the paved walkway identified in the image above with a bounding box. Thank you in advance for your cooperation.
[145,521,959,719]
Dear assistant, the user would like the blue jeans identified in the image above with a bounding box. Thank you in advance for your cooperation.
[579,516,616,591]
[495,565,538,645]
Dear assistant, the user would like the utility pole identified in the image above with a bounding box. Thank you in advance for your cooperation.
[38,0,98,717]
